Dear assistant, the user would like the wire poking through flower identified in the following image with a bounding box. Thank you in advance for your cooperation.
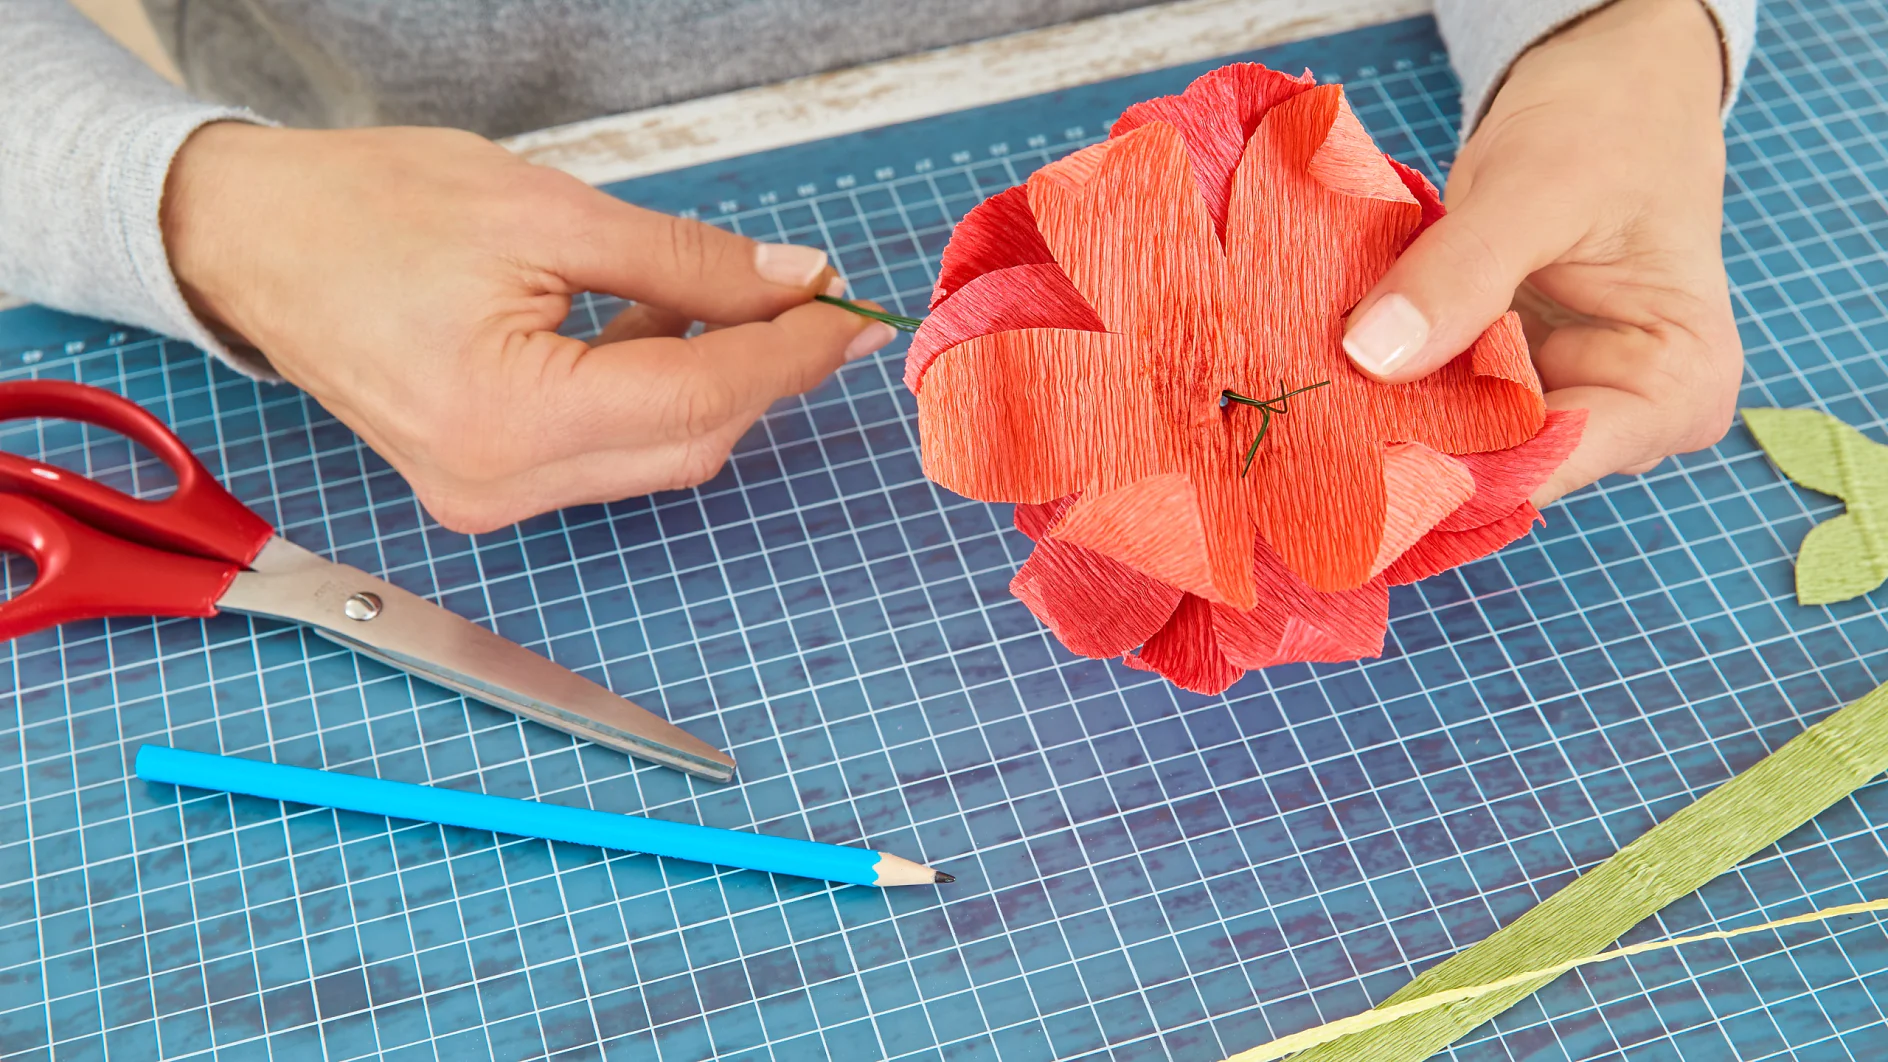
[1222,381,1331,476]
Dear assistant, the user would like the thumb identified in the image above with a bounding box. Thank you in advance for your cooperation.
[1341,189,1578,383]
[551,185,840,324]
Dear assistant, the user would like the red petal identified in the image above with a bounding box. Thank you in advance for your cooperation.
[1386,158,1445,243]
[1011,537,1184,658]
[906,263,1106,394]
[1048,473,1232,605]
[1273,616,1373,664]
[1382,503,1543,586]
[1013,496,1070,540]
[1215,537,1388,667]
[931,186,1056,308]
[1111,62,1316,239]
[1124,595,1243,694]
[1438,407,1588,531]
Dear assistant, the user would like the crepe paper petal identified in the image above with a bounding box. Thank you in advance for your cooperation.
[1381,504,1542,587]
[1438,408,1588,532]
[1742,407,1888,604]
[1371,443,1475,577]
[918,327,1124,505]
[1111,62,1317,238]
[1304,95,1420,204]
[1048,473,1237,603]
[931,186,1056,308]
[1124,595,1243,693]
[1026,122,1223,338]
[906,263,1106,393]
[1012,497,1066,541]
[1214,540,1389,670]
[1385,157,1445,243]
[1011,536,1185,658]
[1272,616,1370,664]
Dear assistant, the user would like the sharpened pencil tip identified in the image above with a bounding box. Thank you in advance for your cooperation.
[934,871,955,884]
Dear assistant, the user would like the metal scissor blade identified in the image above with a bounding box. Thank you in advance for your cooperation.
[218,539,736,782]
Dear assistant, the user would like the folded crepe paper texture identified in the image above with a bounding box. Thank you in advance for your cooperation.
[1743,407,1888,605]
[907,63,1585,694]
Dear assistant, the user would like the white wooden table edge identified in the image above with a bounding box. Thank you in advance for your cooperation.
[500,0,1428,185]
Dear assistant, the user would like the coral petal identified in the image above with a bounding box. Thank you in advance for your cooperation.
[1011,537,1184,658]
[1439,408,1588,531]
[917,328,1126,503]
[1050,474,1229,603]
[1463,311,1543,400]
[1111,62,1316,237]
[1126,595,1243,694]
[1253,434,1386,592]
[1027,121,1224,334]
[931,186,1055,308]
[1383,503,1543,586]
[906,263,1107,393]
[1371,443,1475,576]
[1307,95,1419,204]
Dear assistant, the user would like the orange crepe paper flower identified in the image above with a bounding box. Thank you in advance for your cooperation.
[908,63,1586,693]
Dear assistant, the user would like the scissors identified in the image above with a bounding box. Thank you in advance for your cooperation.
[0,381,736,782]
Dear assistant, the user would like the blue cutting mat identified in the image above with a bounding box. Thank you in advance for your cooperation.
[4,3,1888,1060]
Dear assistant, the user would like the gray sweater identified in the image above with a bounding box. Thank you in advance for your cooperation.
[0,0,1754,374]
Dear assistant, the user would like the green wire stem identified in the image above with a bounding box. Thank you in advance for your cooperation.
[1222,380,1331,476]
[814,295,924,333]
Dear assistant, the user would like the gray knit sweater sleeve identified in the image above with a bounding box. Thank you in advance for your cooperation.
[1437,0,1758,131]
[0,0,263,366]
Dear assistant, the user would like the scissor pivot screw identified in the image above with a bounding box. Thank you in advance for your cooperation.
[343,592,384,621]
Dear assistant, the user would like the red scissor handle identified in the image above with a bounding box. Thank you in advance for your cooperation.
[0,381,273,566]
[0,494,240,641]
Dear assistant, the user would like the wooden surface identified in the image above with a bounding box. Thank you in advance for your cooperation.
[69,0,182,83]
[502,0,1428,186]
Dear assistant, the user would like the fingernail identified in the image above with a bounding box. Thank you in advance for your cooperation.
[844,322,896,362]
[823,273,847,298]
[754,242,829,287]
[1343,293,1429,376]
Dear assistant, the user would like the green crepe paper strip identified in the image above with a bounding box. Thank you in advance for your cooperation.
[1742,408,1888,605]
[1267,677,1888,1062]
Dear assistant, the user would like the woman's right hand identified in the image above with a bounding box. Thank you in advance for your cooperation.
[162,122,892,532]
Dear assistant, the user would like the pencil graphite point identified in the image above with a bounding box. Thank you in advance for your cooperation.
[934,871,955,884]
[873,851,950,887]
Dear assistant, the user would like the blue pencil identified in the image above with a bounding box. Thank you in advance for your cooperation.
[135,746,951,888]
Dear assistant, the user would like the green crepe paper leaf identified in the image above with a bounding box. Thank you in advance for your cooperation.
[1797,515,1888,606]
[1742,408,1888,605]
